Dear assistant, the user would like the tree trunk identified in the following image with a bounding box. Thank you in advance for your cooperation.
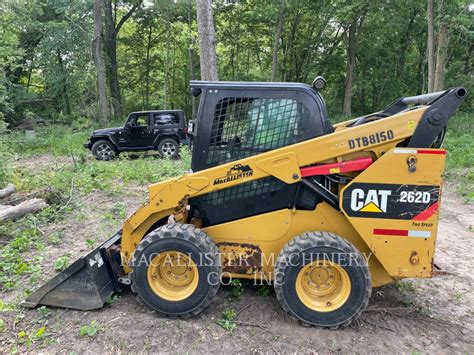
[145,23,153,109]
[103,0,139,119]
[163,29,170,109]
[188,0,197,118]
[343,16,358,117]
[271,0,285,81]
[0,199,48,223]
[433,23,448,91]
[196,0,218,81]
[107,39,123,119]
[56,50,71,115]
[427,0,435,93]
[104,0,121,119]
[92,0,110,125]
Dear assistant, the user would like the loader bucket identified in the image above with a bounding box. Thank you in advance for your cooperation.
[22,232,123,311]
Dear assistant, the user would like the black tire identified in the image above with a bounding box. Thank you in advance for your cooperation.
[130,223,221,318]
[274,232,371,328]
[91,139,117,161]
[158,138,179,159]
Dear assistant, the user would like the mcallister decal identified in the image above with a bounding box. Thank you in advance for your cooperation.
[213,164,253,185]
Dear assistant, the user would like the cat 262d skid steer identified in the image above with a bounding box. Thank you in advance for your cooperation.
[24,78,467,328]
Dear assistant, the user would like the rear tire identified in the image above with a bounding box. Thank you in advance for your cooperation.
[158,138,179,159]
[274,232,371,328]
[91,140,116,161]
[130,223,221,318]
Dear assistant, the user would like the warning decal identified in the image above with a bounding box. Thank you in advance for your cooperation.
[342,183,440,220]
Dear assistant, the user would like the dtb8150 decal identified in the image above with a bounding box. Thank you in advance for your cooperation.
[342,183,440,220]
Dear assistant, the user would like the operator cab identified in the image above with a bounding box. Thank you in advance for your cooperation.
[188,80,332,227]
[189,81,332,172]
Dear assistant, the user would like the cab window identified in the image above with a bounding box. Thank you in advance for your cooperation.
[206,97,309,166]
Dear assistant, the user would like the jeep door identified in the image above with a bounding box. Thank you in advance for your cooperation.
[123,113,155,148]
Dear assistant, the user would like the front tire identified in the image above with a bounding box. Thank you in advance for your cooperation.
[158,138,179,159]
[274,232,371,328]
[91,140,116,161]
[130,223,221,318]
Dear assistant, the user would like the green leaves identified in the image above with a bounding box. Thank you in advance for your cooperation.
[79,320,100,337]
[216,308,237,331]
[53,255,70,271]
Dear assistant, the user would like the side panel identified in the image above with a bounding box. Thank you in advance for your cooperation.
[340,148,446,278]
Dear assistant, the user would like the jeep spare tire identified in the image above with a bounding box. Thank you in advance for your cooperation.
[91,140,117,161]
[158,138,179,159]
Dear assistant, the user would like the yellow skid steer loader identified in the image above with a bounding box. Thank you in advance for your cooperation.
[23,79,467,328]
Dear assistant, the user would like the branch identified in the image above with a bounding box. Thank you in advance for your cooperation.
[0,199,48,223]
[0,184,16,199]
[114,2,140,36]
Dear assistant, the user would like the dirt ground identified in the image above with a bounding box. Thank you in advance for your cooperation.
[1,156,473,353]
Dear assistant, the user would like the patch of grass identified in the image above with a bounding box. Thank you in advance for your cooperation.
[85,237,99,249]
[454,290,463,304]
[229,279,244,299]
[394,280,417,293]
[16,325,48,350]
[105,294,120,305]
[37,306,51,318]
[0,212,54,291]
[445,112,474,202]
[216,308,237,331]
[79,320,100,337]
[329,338,338,352]
[9,125,91,157]
[47,230,64,245]
[255,284,273,296]
[12,145,191,199]
[53,255,70,271]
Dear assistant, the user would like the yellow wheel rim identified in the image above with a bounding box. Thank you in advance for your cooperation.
[147,251,199,301]
[295,260,351,312]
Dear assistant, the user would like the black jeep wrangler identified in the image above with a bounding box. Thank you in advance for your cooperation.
[84,110,188,160]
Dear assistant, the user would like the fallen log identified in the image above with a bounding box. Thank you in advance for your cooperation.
[0,184,16,199]
[0,199,48,223]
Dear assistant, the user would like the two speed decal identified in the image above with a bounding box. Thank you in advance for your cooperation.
[342,183,440,220]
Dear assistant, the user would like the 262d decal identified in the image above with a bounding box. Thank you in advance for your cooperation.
[342,183,440,220]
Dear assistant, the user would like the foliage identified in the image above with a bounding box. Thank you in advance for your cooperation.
[0,114,12,185]
[255,284,273,296]
[0,0,472,126]
[229,278,244,298]
[444,112,474,202]
[216,308,237,331]
[53,255,70,271]
[79,320,100,337]
[0,210,51,290]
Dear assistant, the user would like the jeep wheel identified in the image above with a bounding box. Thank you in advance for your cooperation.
[91,140,116,161]
[158,138,179,159]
